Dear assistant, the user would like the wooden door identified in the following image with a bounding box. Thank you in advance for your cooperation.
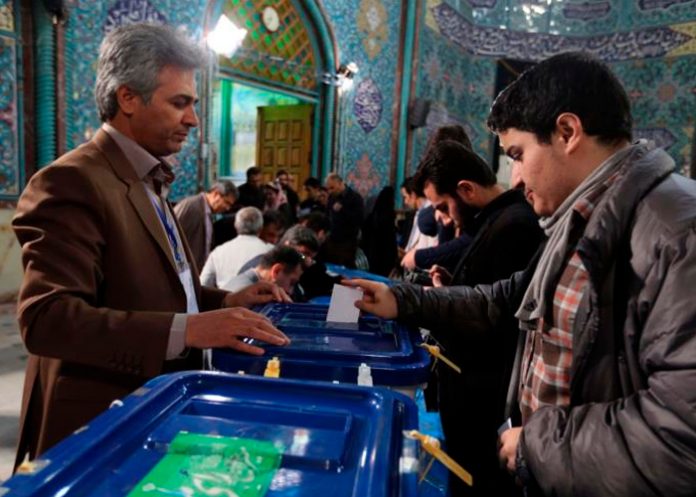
[256,104,313,194]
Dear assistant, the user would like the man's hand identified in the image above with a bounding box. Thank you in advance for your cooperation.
[498,427,522,474]
[429,264,452,287]
[223,281,291,308]
[185,307,290,355]
[401,248,417,270]
[344,279,398,319]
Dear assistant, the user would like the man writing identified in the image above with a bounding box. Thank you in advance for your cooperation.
[12,24,289,468]
[351,52,696,496]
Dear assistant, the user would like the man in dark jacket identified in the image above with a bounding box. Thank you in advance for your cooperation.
[414,141,543,496]
[351,52,696,497]
[322,173,364,267]
[237,166,265,209]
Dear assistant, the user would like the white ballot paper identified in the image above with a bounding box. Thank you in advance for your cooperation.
[326,284,363,323]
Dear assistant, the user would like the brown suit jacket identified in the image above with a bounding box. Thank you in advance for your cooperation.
[173,192,208,274]
[12,129,227,467]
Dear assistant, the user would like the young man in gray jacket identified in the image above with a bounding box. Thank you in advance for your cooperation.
[352,52,696,497]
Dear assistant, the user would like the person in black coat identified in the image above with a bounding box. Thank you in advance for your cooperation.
[360,186,397,276]
[322,173,365,268]
[415,140,544,497]
[237,166,265,209]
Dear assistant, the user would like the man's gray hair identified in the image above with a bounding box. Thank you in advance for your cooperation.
[209,180,238,199]
[234,207,264,235]
[95,23,205,121]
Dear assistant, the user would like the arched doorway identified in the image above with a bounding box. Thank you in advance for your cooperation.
[203,0,338,193]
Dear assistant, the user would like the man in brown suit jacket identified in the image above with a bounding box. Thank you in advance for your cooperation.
[11,24,289,469]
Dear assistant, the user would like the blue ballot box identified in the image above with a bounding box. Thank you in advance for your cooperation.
[2,371,420,497]
[212,303,431,396]
[324,263,396,286]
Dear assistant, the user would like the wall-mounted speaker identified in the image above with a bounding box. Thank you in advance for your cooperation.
[408,98,431,129]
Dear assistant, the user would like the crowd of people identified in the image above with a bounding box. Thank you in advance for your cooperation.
[10,22,696,497]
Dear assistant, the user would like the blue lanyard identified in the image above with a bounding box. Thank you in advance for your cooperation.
[150,197,184,267]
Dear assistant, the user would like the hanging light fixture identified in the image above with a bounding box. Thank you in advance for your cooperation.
[207,14,247,57]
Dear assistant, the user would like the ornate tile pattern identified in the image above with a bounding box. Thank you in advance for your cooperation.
[218,0,318,90]
[353,77,383,133]
[612,55,696,174]
[356,0,389,59]
[104,0,166,33]
[0,21,18,197]
[0,0,14,32]
[323,0,402,198]
[418,1,695,176]
[469,0,696,35]
[412,26,496,169]
[433,2,693,61]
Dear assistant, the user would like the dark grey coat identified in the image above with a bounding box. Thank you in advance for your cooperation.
[393,144,696,496]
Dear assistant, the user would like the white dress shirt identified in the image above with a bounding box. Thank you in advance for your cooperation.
[200,234,274,289]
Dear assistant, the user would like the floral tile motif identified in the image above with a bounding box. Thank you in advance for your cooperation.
[357,0,389,59]
[0,36,18,197]
[0,0,13,32]
[353,77,383,133]
[346,152,382,198]
[323,0,401,198]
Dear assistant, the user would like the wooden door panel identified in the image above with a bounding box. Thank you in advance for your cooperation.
[261,147,274,167]
[277,148,288,167]
[277,122,288,141]
[256,104,313,198]
[264,122,275,140]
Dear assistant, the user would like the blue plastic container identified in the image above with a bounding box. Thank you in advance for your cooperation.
[212,303,431,393]
[324,263,395,286]
[2,371,419,497]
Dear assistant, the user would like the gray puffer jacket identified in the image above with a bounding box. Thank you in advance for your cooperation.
[393,143,696,496]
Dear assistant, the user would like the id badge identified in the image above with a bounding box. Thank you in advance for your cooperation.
[178,266,199,314]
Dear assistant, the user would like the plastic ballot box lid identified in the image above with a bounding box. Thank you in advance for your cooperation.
[212,303,431,387]
[324,263,395,286]
[3,371,420,497]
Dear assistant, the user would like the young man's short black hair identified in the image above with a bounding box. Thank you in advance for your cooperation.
[258,246,304,270]
[487,51,632,145]
[276,169,288,178]
[414,140,496,196]
[401,176,417,195]
[246,166,262,179]
[303,177,321,189]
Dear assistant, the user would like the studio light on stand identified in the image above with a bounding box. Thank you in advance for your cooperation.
[322,62,359,93]
[206,14,247,57]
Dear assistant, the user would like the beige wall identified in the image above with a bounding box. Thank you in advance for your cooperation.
[0,208,22,301]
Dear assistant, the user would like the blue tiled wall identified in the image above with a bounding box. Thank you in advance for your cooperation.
[322,0,402,199]
[2,0,694,201]
[0,0,20,199]
[414,0,696,175]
